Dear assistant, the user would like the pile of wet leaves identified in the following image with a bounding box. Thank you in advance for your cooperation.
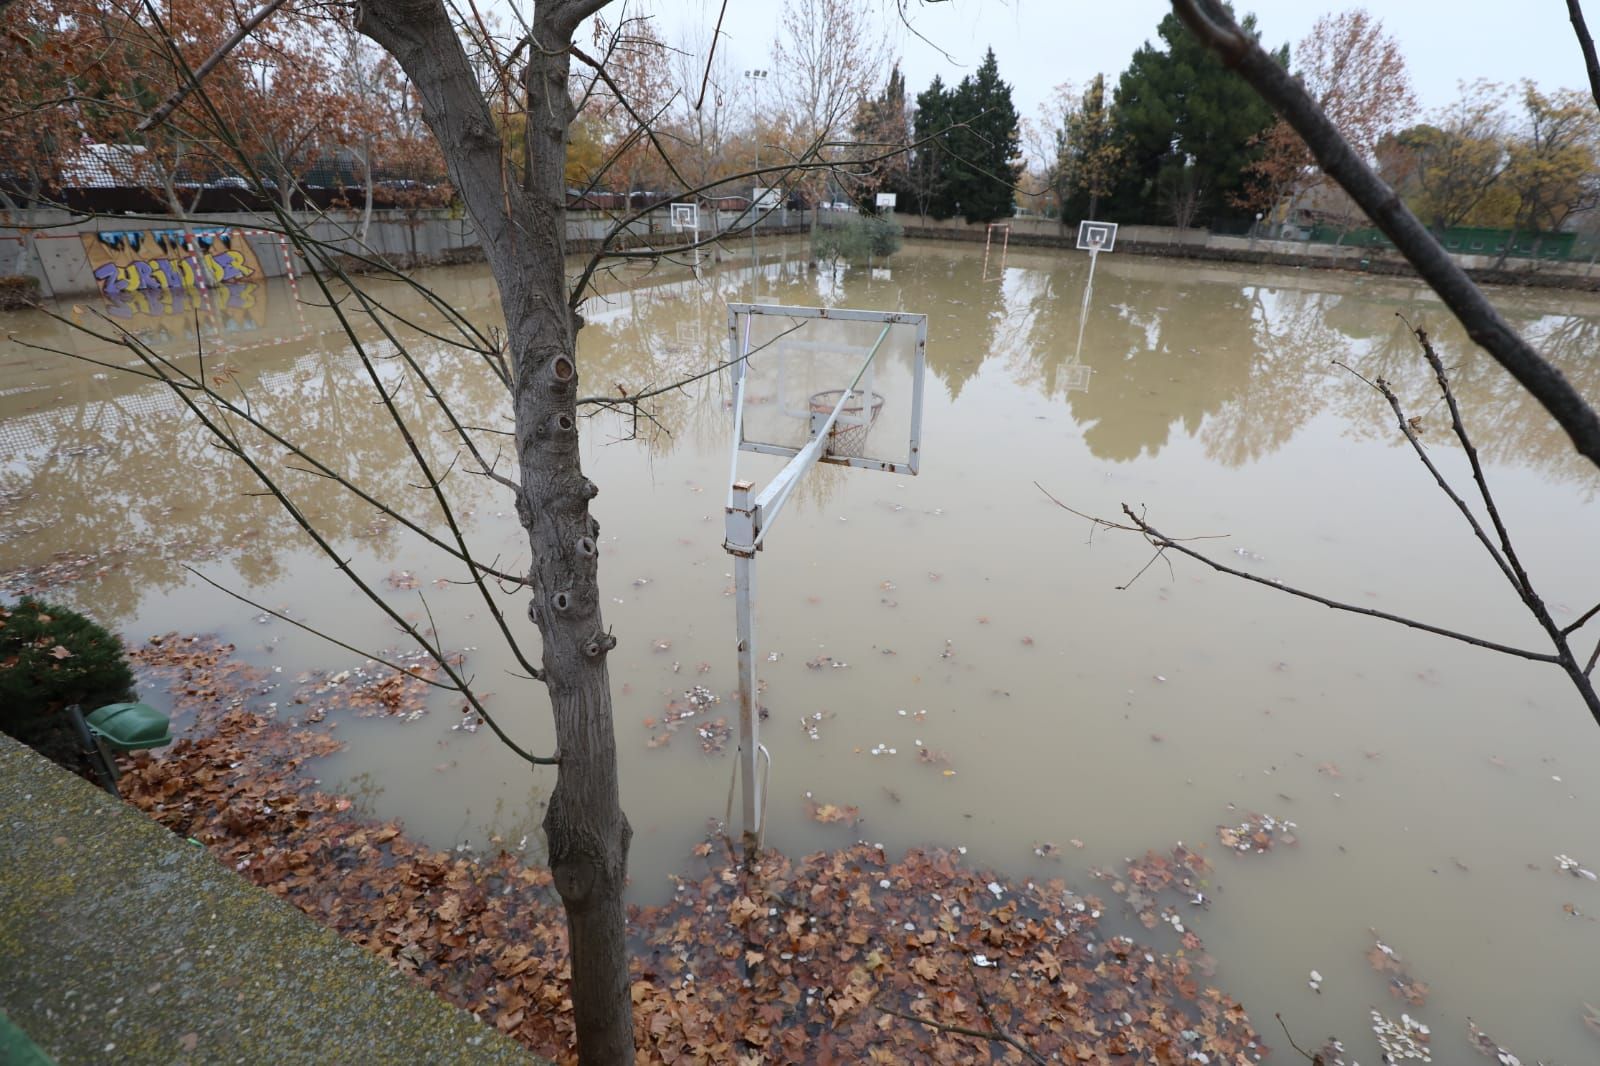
[113,634,1270,1064]
[289,648,447,721]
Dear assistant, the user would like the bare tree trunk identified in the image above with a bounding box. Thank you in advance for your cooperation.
[355,0,634,1062]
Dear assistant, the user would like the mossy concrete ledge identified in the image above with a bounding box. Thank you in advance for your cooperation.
[0,733,541,1065]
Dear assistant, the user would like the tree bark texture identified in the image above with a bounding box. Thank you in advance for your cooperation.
[355,1,633,1062]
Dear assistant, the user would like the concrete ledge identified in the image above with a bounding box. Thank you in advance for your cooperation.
[0,733,537,1065]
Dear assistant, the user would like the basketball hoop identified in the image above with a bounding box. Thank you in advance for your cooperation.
[808,389,884,457]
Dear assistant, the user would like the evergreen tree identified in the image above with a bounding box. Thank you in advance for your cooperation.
[941,48,1022,223]
[908,75,953,218]
[1108,6,1283,226]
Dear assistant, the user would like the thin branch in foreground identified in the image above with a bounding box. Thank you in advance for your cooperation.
[186,567,458,690]
[1038,327,1600,726]
[137,0,291,131]
[1274,1012,1321,1064]
[875,1003,1048,1066]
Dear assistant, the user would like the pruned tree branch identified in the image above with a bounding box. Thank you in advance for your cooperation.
[876,1003,1049,1066]
[1569,0,1600,115]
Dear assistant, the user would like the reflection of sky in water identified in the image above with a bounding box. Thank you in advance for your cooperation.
[3,243,1600,1063]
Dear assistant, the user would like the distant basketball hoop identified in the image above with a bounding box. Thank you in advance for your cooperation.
[1076,220,1118,253]
[669,202,700,232]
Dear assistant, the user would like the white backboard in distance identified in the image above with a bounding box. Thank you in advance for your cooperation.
[1076,220,1118,252]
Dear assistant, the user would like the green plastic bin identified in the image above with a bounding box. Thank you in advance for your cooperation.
[84,702,172,752]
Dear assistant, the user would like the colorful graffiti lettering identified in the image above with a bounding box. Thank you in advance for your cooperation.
[80,228,263,298]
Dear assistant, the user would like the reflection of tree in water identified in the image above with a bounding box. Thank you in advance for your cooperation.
[1327,305,1600,496]
[1197,287,1348,466]
[1006,266,1091,399]
[919,255,1008,401]
[1063,273,1259,462]
[0,331,514,623]
[577,251,816,460]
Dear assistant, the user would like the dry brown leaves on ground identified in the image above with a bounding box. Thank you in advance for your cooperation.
[118,635,1266,1065]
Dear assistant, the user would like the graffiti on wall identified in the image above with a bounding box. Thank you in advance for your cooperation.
[81,228,264,297]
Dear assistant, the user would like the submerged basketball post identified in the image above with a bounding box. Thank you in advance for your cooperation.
[1074,220,1118,364]
[722,303,927,856]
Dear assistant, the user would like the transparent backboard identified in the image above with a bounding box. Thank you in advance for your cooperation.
[728,303,926,475]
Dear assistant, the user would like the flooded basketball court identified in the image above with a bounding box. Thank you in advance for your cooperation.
[3,239,1597,1061]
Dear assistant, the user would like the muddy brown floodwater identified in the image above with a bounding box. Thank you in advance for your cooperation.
[3,239,1598,1062]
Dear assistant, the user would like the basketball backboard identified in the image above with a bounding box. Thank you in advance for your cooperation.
[670,202,700,231]
[727,303,926,476]
[1076,220,1118,252]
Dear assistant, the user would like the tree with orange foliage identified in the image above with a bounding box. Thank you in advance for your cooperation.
[585,15,675,204]
[1240,8,1416,233]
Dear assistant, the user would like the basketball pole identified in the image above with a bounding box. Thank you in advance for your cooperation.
[1076,241,1100,361]
[723,320,893,858]
[727,480,763,856]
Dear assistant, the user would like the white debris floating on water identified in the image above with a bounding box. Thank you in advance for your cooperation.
[1371,1009,1431,1063]
[1555,853,1598,880]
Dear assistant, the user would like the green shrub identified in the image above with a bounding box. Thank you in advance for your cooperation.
[811,212,903,265]
[0,598,135,775]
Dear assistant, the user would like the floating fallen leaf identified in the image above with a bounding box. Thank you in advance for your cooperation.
[804,797,861,826]
[1217,812,1297,855]
[1366,930,1430,1007]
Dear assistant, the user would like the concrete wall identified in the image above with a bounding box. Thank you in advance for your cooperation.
[893,212,1600,290]
[2,208,481,298]
[2,204,801,298]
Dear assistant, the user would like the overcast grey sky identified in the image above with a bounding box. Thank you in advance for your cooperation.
[638,1,1589,129]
